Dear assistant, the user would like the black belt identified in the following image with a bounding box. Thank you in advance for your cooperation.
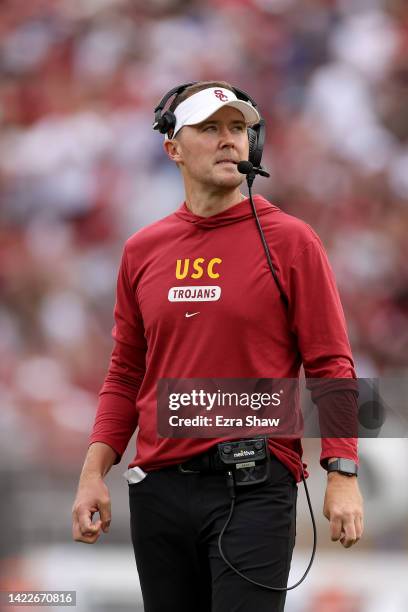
[176,450,275,487]
[177,447,225,474]
[169,446,273,475]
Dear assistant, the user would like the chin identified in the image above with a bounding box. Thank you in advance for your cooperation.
[212,173,243,190]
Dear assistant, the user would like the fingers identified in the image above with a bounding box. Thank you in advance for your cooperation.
[72,502,111,544]
[72,506,99,544]
[331,512,363,548]
[72,521,101,544]
[329,515,343,542]
[339,524,356,548]
[99,498,112,533]
[355,515,364,540]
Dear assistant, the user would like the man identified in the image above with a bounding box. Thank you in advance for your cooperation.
[72,81,364,612]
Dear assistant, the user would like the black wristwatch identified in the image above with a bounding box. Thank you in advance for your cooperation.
[327,458,358,477]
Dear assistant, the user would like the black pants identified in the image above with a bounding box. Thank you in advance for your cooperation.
[129,454,297,612]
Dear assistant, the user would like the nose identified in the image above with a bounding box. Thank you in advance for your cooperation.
[218,125,235,148]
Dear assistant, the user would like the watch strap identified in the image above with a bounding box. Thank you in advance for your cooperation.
[327,458,358,477]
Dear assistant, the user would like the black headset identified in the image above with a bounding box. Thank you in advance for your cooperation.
[153,82,265,168]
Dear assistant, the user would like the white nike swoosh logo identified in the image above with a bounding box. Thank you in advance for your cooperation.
[185,312,200,318]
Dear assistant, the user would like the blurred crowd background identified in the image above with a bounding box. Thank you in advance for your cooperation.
[0,0,407,610]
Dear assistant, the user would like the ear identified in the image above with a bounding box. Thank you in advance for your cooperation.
[163,138,183,164]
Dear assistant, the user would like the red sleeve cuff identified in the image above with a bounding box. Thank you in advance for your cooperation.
[320,439,359,470]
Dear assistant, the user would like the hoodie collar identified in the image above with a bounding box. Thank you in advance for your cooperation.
[174,195,280,229]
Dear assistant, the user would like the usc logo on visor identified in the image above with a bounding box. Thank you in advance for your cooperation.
[214,89,229,102]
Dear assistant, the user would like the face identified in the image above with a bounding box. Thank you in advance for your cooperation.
[164,105,250,191]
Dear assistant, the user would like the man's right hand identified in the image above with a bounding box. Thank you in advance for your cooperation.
[72,476,112,544]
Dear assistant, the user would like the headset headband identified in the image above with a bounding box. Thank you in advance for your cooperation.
[153,82,260,131]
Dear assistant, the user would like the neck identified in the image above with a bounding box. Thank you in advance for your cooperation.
[184,184,246,217]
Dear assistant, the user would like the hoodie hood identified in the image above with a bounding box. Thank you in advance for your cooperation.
[174,194,281,229]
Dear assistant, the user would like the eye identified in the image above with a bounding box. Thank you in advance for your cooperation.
[202,124,217,132]
[232,124,246,132]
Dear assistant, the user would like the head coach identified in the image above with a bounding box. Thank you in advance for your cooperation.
[72,81,364,612]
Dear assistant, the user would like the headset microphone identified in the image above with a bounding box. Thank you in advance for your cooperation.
[237,160,270,186]
[237,160,254,174]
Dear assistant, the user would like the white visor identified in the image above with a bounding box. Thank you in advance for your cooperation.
[167,87,260,138]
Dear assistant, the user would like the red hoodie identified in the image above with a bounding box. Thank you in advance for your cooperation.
[89,195,358,482]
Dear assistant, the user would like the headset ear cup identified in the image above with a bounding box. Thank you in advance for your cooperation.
[158,110,177,135]
[247,120,265,167]
[247,127,258,165]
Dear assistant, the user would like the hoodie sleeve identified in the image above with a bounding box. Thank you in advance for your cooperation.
[89,246,147,464]
[287,236,358,467]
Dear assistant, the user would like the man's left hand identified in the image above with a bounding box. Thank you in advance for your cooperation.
[323,473,364,548]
